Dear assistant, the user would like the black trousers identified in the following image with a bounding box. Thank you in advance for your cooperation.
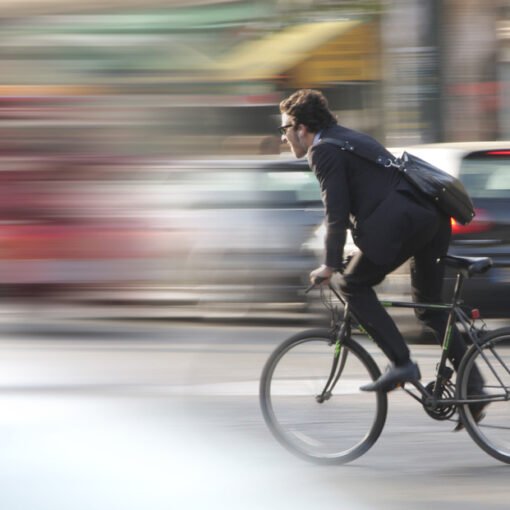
[339,212,483,389]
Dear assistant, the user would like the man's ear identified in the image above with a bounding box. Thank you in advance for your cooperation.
[297,124,313,146]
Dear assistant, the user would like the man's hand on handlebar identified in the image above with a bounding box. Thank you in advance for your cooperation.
[305,254,356,294]
[305,265,335,294]
[310,265,334,285]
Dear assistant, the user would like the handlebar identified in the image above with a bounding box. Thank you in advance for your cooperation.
[304,255,354,294]
[305,276,330,294]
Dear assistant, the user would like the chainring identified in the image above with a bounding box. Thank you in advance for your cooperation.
[423,381,457,421]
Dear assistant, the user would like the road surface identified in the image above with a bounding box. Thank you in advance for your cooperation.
[0,316,507,510]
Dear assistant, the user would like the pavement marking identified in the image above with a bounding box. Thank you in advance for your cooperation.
[156,379,368,396]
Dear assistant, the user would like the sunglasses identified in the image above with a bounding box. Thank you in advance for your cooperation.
[278,123,293,135]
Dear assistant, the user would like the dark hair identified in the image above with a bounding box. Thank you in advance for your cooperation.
[279,89,337,132]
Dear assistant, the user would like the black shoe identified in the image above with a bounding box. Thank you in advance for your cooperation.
[360,360,421,392]
[454,392,490,432]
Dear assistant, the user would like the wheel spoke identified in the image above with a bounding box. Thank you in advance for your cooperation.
[457,328,510,463]
[260,330,387,464]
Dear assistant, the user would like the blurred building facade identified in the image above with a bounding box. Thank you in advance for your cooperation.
[0,0,509,154]
[381,0,506,145]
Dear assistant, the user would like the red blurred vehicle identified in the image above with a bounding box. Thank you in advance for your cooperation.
[0,155,323,310]
[0,155,167,294]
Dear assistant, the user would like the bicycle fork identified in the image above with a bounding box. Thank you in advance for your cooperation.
[316,307,352,404]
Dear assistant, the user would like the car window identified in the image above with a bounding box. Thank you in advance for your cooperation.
[459,155,510,198]
[261,171,321,203]
[154,168,321,208]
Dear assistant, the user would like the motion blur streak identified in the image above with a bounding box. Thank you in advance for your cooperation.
[1,1,509,316]
[0,6,509,509]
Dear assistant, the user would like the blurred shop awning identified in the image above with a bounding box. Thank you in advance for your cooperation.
[214,19,381,87]
[0,0,238,16]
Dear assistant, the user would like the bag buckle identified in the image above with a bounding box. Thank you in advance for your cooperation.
[378,156,402,169]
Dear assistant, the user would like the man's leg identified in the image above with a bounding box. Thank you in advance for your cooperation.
[339,253,411,365]
[339,252,421,391]
[411,215,484,390]
[338,195,444,391]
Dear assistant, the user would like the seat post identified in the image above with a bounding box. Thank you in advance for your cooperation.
[451,270,466,306]
[433,270,466,399]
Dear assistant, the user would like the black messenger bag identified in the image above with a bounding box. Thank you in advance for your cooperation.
[321,138,476,225]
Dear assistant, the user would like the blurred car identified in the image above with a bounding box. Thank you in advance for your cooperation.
[378,142,510,317]
[0,155,324,311]
[5,144,508,319]
[382,142,510,318]
[162,145,510,317]
[419,143,510,317]
[305,142,510,318]
[151,158,323,308]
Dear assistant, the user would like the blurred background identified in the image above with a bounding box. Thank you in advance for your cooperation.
[2,4,510,507]
[1,0,510,322]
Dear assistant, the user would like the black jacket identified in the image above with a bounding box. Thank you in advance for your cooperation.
[307,124,438,267]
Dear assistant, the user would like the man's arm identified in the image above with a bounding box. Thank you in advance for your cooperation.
[308,143,351,269]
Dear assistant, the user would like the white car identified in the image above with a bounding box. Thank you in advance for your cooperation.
[306,141,510,317]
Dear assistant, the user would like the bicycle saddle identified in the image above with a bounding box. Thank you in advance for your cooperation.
[438,255,493,276]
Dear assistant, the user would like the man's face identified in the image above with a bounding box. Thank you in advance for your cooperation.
[280,113,307,158]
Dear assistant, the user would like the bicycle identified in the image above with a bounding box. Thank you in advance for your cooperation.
[260,254,510,464]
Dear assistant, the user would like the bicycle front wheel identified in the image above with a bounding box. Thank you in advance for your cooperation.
[260,329,387,464]
[457,327,510,463]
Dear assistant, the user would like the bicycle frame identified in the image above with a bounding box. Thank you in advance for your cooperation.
[322,269,505,409]
[262,258,510,464]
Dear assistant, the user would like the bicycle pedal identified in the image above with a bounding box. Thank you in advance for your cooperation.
[385,382,402,393]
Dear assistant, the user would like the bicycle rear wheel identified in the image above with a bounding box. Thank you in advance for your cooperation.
[260,329,387,464]
[457,327,510,463]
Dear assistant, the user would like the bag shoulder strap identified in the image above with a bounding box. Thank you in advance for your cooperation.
[320,137,400,169]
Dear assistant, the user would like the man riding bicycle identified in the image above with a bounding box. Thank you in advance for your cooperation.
[279,89,486,418]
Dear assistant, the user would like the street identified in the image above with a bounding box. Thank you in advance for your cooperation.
[0,315,508,510]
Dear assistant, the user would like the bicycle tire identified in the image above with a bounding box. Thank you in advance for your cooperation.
[456,327,510,463]
[260,328,388,464]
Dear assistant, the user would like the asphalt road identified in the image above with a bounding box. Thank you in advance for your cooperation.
[0,317,508,510]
